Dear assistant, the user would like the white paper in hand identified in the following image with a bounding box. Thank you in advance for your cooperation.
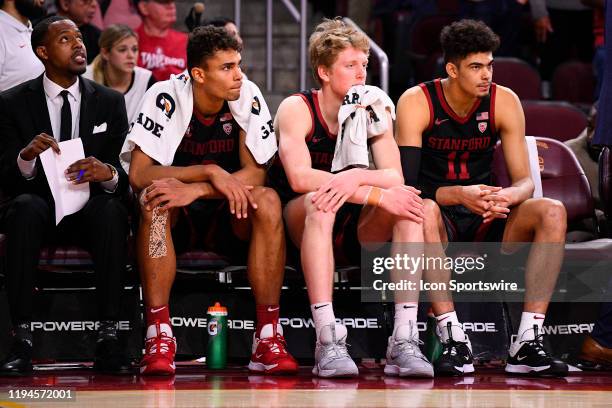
[39,138,90,224]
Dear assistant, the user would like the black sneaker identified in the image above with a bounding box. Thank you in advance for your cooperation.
[505,325,568,377]
[434,322,474,376]
[0,339,33,376]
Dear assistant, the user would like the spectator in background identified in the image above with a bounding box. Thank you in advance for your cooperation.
[99,0,142,29]
[55,0,101,63]
[0,16,131,375]
[203,17,242,47]
[184,1,205,31]
[84,24,155,123]
[529,0,594,80]
[0,0,45,91]
[459,0,527,57]
[582,0,605,99]
[565,102,603,209]
[135,0,187,81]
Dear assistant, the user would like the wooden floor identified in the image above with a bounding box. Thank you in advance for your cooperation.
[0,365,611,407]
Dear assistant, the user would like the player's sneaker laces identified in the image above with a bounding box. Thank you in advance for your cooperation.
[248,323,298,375]
[312,323,359,378]
[140,321,177,376]
[384,321,434,378]
[505,325,568,377]
[434,322,474,376]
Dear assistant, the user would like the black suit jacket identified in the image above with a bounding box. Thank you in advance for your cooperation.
[0,74,129,203]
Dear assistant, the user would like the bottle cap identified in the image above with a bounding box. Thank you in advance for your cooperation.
[208,302,227,314]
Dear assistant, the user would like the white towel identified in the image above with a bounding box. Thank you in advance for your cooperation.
[119,71,277,174]
[332,85,395,172]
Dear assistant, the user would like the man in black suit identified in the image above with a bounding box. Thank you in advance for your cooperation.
[0,15,130,374]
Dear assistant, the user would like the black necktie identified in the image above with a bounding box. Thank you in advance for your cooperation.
[60,90,72,142]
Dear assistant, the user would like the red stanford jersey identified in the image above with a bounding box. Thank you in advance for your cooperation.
[136,25,188,81]
[171,102,241,173]
[418,79,499,193]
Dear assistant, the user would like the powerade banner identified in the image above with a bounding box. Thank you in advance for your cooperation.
[0,289,599,363]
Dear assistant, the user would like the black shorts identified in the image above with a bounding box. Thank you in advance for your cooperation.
[332,203,362,265]
[171,199,247,260]
[440,205,506,242]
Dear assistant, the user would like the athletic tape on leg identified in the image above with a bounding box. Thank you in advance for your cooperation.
[140,190,168,258]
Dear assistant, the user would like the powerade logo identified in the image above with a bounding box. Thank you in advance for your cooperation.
[171,317,255,330]
[414,322,497,333]
[541,324,593,335]
[29,321,131,332]
[279,318,380,329]
[207,320,218,336]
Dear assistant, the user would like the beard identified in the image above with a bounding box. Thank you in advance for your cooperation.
[15,0,46,20]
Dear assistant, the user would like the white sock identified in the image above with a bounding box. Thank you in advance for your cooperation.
[394,302,418,329]
[516,312,545,342]
[146,323,173,340]
[311,302,335,339]
[436,311,465,342]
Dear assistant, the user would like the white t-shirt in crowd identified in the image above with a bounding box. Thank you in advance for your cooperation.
[0,10,44,92]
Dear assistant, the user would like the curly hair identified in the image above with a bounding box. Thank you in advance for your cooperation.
[440,19,500,65]
[308,17,369,85]
[187,25,242,71]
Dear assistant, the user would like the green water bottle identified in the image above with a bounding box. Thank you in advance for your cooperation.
[425,307,443,364]
[206,302,228,369]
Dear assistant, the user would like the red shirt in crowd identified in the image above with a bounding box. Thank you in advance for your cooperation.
[136,24,188,81]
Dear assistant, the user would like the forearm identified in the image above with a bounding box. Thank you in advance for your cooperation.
[231,167,266,187]
[354,168,403,189]
[434,185,464,206]
[345,185,377,205]
[130,163,221,192]
[508,178,535,206]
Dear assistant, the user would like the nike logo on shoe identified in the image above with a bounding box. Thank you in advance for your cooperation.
[255,354,264,359]
[517,355,527,361]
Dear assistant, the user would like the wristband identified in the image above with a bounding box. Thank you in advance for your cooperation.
[364,186,383,207]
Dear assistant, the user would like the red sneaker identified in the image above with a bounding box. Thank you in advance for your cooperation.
[248,323,298,375]
[140,321,177,376]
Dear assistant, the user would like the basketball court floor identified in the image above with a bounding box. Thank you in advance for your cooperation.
[0,364,610,407]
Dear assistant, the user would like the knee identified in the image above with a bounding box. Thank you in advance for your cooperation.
[251,187,282,224]
[96,197,129,232]
[8,194,49,223]
[537,198,567,232]
[101,197,128,221]
[303,193,335,231]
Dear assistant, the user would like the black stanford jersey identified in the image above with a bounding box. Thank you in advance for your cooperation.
[171,102,241,173]
[268,89,338,203]
[418,79,499,193]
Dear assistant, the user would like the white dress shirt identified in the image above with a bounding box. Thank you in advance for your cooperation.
[0,10,44,92]
[17,74,118,192]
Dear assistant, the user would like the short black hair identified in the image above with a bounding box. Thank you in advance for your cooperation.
[440,19,500,64]
[187,25,241,71]
[31,15,70,53]
[204,17,236,28]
